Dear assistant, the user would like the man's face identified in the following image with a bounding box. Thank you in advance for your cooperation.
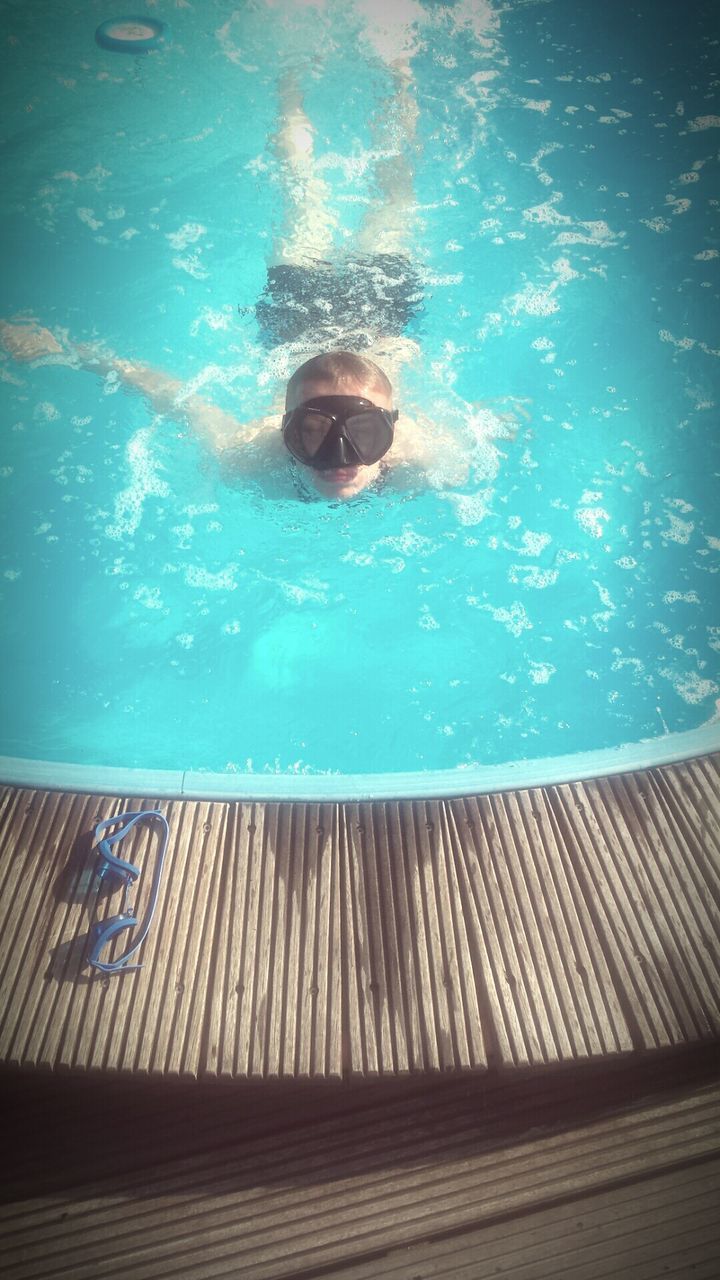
[286,378,392,500]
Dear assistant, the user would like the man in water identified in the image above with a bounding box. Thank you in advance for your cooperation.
[1,60,465,498]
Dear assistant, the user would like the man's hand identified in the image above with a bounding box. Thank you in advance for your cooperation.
[0,320,68,363]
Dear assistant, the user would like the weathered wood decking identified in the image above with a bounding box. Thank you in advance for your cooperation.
[1,751,719,1079]
[1,1046,719,1279]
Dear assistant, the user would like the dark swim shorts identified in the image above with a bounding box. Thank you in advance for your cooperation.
[255,253,423,349]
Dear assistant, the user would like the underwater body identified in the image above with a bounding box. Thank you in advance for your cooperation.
[0,0,719,779]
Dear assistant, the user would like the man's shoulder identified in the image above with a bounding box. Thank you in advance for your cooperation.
[220,415,286,472]
[224,413,281,451]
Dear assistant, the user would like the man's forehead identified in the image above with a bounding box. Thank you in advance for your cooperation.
[288,377,391,409]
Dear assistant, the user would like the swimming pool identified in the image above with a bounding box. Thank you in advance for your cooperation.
[1,0,719,799]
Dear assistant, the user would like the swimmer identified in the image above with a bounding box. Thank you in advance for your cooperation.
[0,57,468,499]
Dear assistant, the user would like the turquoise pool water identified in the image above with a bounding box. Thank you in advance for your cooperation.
[1,0,719,785]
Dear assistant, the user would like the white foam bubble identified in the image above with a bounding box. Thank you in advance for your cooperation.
[189,307,234,335]
[509,566,559,589]
[351,0,424,63]
[172,254,209,280]
[508,283,560,316]
[418,608,440,630]
[341,550,374,566]
[34,402,60,422]
[528,661,556,684]
[185,564,238,591]
[185,503,220,518]
[665,195,691,216]
[378,527,435,555]
[447,490,493,526]
[687,116,720,131]
[518,530,552,556]
[77,208,103,230]
[523,199,571,227]
[445,0,500,40]
[660,513,694,545]
[641,217,671,233]
[575,506,610,538]
[663,591,699,605]
[134,585,166,611]
[472,600,532,637]
[280,579,329,604]
[611,654,645,674]
[105,426,170,541]
[166,223,206,250]
[659,669,718,704]
[522,99,552,113]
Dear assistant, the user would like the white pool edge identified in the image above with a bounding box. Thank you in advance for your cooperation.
[2,723,719,801]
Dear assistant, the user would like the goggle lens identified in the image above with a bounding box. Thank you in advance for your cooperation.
[344,410,393,464]
[297,411,334,458]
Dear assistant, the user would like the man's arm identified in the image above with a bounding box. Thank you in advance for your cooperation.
[0,319,273,460]
[91,353,285,465]
[76,348,250,453]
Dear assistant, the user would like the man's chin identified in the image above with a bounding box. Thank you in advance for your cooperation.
[311,467,366,498]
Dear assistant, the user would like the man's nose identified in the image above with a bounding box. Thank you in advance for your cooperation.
[333,433,359,465]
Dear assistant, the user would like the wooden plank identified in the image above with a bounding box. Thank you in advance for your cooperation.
[327,1158,720,1279]
[132,800,227,1076]
[411,801,475,1071]
[454,795,556,1066]
[343,803,397,1074]
[203,801,342,1079]
[605,772,720,1036]
[652,758,720,895]
[546,782,687,1050]
[434,802,486,1070]
[444,798,526,1066]
[163,801,229,1076]
[577,773,719,1041]
[1,1082,718,1280]
[202,799,246,1076]
[284,802,340,1079]
[2,791,100,1066]
[514,787,631,1055]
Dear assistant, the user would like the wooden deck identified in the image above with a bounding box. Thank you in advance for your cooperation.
[0,750,718,1079]
[1,1045,719,1278]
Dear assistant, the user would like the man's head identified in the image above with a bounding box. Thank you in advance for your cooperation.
[284,351,394,500]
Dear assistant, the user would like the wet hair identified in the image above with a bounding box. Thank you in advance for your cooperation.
[285,351,392,408]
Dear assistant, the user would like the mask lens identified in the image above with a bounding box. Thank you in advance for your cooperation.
[344,411,394,464]
[298,411,333,458]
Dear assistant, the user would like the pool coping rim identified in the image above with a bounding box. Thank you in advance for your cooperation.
[2,723,719,801]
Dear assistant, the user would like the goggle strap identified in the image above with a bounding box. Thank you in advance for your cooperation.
[87,914,142,973]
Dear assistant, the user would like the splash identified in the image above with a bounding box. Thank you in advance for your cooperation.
[105,426,170,541]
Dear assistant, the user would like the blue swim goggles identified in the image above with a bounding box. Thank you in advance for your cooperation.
[86,809,170,975]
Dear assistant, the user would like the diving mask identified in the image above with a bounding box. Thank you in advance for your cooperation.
[282,395,398,470]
